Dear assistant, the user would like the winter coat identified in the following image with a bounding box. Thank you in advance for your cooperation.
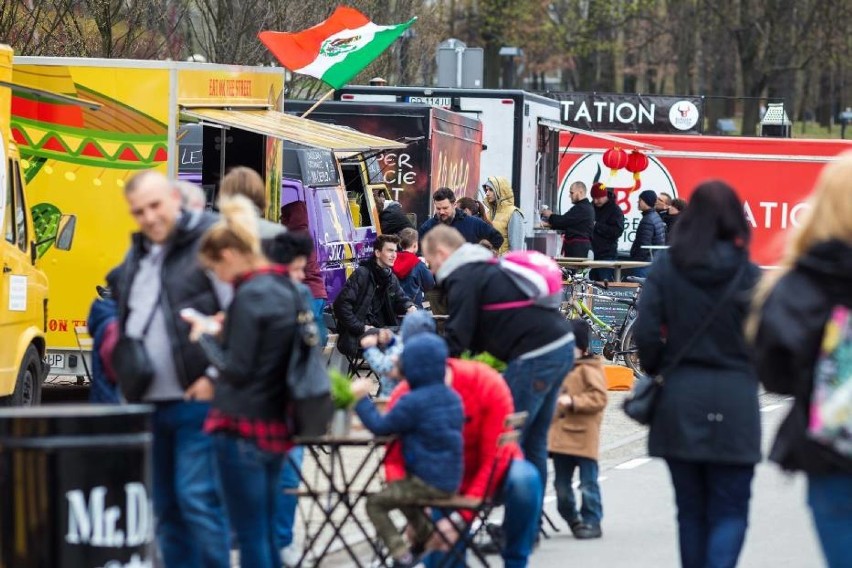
[486,176,525,254]
[752,240,852,474]
[548,199,595,258]
[419,209,504,250]
[664,213,680,244]
[117,211,223,390]
[635,242,762,465]
[592,199,625,260]
[547,356,608,461]
[355,359,464,493]
[436,243,572,362]
[392,250,435,309]
[380,201,415,236]
[281,200,327,300]
[630,209,666,261]
[198,268,297,421]
[332,258,414,356]
[87,297,121,404]
[384,358,524,512]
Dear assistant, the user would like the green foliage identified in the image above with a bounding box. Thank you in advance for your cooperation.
[329,369,356,409]
[460,351,507,373]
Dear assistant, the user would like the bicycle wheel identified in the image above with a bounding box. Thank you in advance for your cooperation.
[619,317,643,374]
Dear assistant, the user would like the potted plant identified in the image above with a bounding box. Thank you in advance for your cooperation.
[329,370,356,436]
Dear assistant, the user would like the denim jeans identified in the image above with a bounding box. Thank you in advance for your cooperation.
[807,473,852,568]
[423,459,542,568]
[151,401,229,568]
[552,454,602,526]
[503,342,575,493]
[275,446,304,549]
[312,298,329,348]
[215,435,284,568]
[623,266,649,279]
[666,460,754,568]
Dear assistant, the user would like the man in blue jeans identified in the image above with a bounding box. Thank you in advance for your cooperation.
[423,226,575,498]
[116,171,231,567]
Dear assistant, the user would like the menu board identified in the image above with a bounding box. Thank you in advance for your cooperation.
[586,283,639,355]
[298,149,339,187]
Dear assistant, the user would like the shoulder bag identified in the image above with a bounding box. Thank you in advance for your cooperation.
[112,293,160,403]
[623,262,747,425]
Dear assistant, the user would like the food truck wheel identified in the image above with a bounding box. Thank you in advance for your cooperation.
[0,346,42,407]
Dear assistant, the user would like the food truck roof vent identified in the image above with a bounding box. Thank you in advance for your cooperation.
[760,103,791,138]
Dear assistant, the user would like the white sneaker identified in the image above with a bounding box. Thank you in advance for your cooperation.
[280,542,302,567]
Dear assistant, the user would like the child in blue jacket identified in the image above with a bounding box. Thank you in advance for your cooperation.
[361,309,436,397]
[352,333,463,568]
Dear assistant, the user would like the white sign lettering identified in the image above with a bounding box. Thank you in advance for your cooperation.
[66,483,153,549]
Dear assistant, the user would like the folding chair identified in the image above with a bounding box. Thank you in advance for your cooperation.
[410,411,529,567]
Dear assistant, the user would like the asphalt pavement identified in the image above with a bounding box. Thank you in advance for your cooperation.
[532,392,825,567]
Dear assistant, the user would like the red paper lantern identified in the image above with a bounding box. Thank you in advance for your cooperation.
[602,147,629,177]
[625,150,649,192]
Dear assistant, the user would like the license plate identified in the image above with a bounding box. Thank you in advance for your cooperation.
[47,353,65,370]
[406,96,451,107]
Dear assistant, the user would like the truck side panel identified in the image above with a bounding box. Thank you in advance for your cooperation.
[557,132,852,266]
[11,64,170,374]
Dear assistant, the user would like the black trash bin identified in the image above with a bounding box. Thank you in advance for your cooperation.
[0,404,153,568]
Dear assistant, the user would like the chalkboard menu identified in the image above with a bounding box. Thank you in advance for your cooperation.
[586,283,639,355]
[366,155,383,183]
[297,149,339,187]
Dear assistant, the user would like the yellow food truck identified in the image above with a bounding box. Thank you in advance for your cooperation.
[11,55,402,383]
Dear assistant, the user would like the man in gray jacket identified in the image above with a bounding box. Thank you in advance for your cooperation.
[117,171,231,568]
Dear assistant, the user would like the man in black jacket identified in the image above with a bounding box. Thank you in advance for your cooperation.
[117,171,230,568]
[418,187,504,249]
[542,181,595,258]
[589,183,625,282]
[333,234,416,357]
[422,225,575,504]
[629,190,666,276]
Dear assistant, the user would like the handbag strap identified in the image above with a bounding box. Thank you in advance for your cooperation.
[140,290,162,338]
[658,261,747,378]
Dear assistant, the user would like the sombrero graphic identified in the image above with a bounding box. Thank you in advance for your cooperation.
[10,65,168,257]
[11,65,168,183]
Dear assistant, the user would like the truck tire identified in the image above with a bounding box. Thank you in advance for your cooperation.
[0,345,43,407]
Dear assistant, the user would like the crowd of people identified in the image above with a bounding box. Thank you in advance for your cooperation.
[86,153,852,568]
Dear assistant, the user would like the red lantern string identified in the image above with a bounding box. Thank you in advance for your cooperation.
[625,150,649,192]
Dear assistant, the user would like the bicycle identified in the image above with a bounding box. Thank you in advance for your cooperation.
[560,269,644,374]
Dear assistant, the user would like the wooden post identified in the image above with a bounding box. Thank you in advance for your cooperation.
[300,89,335,118]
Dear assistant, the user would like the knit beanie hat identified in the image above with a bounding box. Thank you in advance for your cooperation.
[638,190,658,208]
[400,309,437,340]
[401,333,448,388]
[590,183,607,199]
[571,319,591,354]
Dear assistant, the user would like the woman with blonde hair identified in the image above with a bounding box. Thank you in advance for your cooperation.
[183,195,300,568]
[750,151,852,568]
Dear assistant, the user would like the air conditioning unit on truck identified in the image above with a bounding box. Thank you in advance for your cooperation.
[0,44,76,405]
[13,56,403,381]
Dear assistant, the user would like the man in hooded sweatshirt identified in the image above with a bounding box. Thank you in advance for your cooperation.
[484,176,525,254]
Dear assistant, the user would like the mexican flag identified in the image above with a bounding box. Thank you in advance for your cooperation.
[259,7,416,90]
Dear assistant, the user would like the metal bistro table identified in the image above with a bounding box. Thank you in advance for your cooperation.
[555,258,651,282]
[289,430,393,567]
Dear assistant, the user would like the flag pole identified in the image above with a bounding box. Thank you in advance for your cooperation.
[300,88,335,118]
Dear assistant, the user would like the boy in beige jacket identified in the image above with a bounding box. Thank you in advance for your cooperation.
[547,319,608,539]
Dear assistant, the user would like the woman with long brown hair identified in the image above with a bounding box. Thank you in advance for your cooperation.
[750,151,852,568]
[183,195,299,568]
